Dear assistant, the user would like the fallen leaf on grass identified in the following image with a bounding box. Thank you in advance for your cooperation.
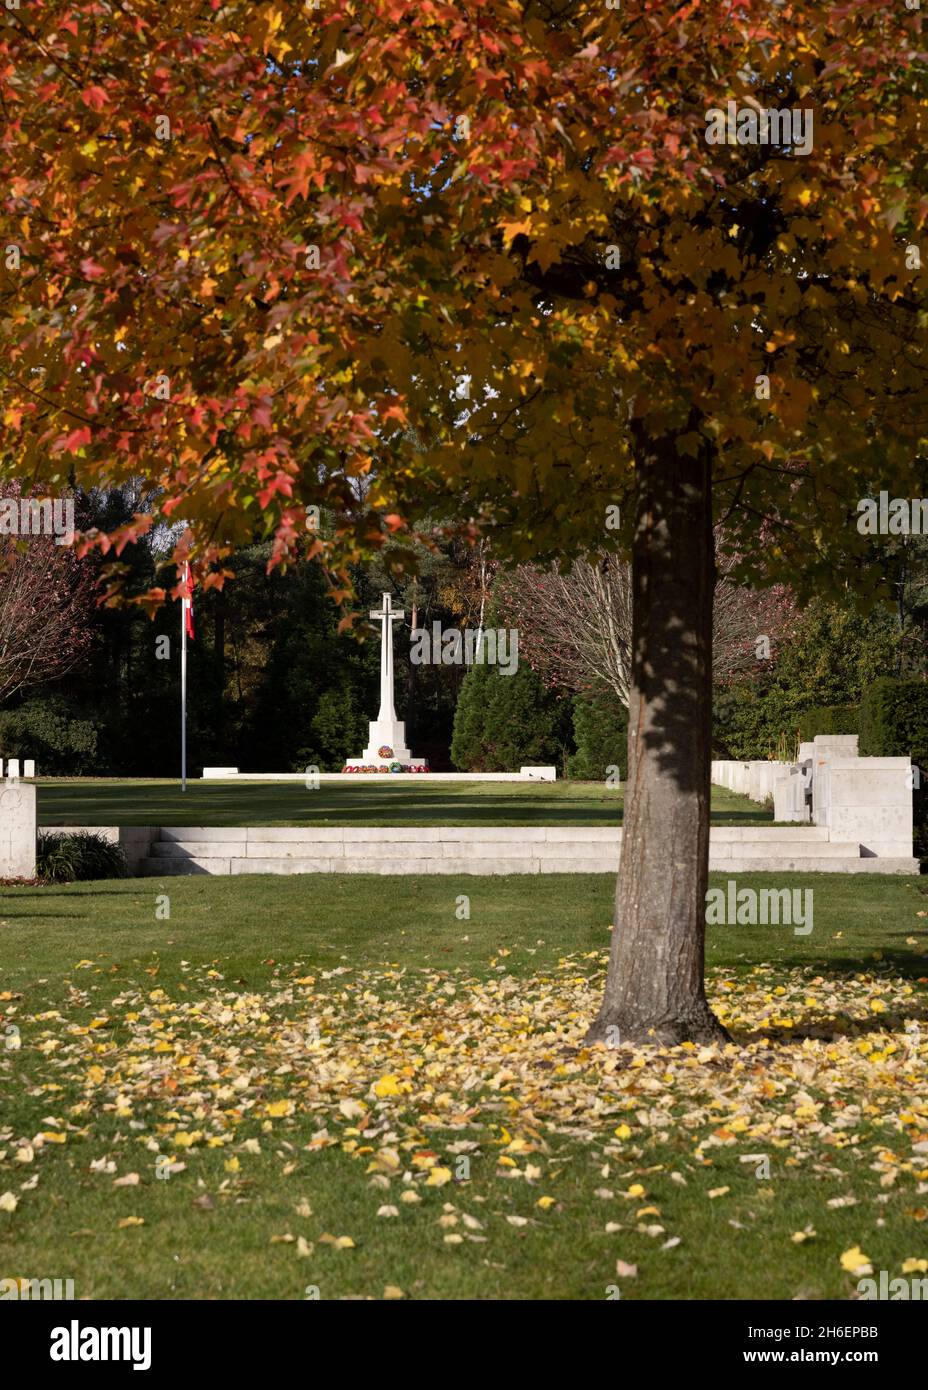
[840,1246,872,1276]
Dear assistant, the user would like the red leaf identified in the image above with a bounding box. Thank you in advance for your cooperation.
[80,86,108,111]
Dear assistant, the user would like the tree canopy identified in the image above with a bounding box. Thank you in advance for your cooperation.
[2,0,924,608]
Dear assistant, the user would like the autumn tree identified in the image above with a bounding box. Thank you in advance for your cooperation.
[1,1,925,1042]
[496,547,795,704]
[0,488,95,704]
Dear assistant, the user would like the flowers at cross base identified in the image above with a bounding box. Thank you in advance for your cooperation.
[340,762,430,773]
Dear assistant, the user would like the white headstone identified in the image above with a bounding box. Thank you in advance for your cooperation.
[773,767,811,823]
[7,759,20,779]
[0,782,36,877]
[23,760,35,778]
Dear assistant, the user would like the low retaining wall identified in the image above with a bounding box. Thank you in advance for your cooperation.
[41,825,158,876]
[40,824,914,876]
[201,767,558,782]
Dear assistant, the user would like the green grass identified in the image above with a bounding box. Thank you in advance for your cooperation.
[35,777,772,828]
[1,873,926,1301]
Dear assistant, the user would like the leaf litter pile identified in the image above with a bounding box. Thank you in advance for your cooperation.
[2,951,927,1294]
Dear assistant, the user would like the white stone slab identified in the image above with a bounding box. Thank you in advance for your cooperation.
[161,826,248,841]
[153,841,246,858]
[341,826,444,842]
[544,827,621,842]
[439,841,534,857]
[247,826,347,842]
[735,839,859,858]
[0,783,35,877]
[438,826,548,842]
[142,857,230,875]
[231,857,333,873]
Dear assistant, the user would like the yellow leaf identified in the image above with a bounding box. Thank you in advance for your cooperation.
[266,1099,295,1118]
[373,1075,402,1098]
[840,1246,872,1275]
[425,1167,452,1187]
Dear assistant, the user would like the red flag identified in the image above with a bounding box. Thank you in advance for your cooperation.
[183,561,195,641]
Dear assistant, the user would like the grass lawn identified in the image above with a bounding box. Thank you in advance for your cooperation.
[1,871,926,1301]
[35,778,772,828]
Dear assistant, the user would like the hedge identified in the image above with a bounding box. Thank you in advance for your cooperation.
[796,704,860,742]
[859,678,928,769]
[566,689,628,781]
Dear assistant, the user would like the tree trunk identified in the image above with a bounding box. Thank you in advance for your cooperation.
[587,435,728,1047]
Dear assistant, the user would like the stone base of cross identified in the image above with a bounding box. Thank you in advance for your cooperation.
[359,718,413,765]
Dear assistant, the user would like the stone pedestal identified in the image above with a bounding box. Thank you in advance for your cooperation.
[0,782,36,878]
[813,754,913,857]
[360,718,412,765]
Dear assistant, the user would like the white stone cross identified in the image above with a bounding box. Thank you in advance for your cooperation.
[371,591,404,726]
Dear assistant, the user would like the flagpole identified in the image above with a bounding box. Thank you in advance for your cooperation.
[181,570,187,793]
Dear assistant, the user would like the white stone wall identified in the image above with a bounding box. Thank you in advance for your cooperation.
[0,783,36,878]
[127,823,917,875]
[813,755,913,858]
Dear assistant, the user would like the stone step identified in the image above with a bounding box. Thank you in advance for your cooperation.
[138,852,918,877]
[150,834,859,861]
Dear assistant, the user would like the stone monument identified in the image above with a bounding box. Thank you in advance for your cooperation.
[0,781,36,878]
[352,592,423,767]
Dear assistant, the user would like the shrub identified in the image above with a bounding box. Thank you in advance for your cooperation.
[567,689,628,780]
[859,678,928,861]
[294,685,370,771]
[451,660,569,771]
[0,695,101,775]
[797,704,860,742]
[859,678,928,767]
[37,832,128,884]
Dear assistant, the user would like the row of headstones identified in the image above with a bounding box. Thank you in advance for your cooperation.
[1,759,36,778]
[713,735,914,858]
[710,758,790,802]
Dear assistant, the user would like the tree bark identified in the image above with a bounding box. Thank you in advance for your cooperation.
[587,434,728,1047]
